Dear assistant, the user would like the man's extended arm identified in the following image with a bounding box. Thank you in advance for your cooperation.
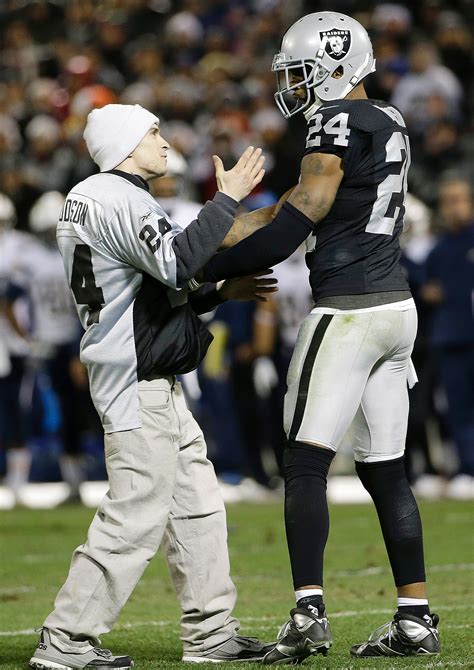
[287,153,342,221]
[220,188,295,248]
[201,154,343,282]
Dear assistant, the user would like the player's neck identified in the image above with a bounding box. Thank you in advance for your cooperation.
[344,84,368,101]
[115,157,148,180]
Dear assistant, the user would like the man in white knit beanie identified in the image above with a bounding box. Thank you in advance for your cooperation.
[28,105,279,669]
[83,104,160,172]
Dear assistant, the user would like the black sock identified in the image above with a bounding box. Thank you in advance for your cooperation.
[398,604,431,619]
[284,441,335,588]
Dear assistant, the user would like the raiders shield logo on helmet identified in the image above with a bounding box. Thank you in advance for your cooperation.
[320,29,351,61]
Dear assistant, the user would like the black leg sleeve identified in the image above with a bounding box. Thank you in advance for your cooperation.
[356,456,426,587]
[284,441,335,588]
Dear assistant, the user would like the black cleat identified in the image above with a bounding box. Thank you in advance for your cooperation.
[350,612,441,657]
[263,606,332,664]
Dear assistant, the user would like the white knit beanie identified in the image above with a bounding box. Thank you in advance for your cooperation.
[83,104,160,171]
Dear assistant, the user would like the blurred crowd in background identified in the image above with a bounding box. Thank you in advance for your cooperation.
[0,0,473,506]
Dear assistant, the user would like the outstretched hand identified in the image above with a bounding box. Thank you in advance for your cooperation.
[218,270,278,302]
[213,146,265,202]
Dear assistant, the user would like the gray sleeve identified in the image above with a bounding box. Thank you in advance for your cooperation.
[172,192,238,286]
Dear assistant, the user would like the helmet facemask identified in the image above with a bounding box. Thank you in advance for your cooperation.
[272,53,329,118]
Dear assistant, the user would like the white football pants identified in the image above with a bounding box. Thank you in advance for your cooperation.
[44,378,239,653]
[284,300,418,462]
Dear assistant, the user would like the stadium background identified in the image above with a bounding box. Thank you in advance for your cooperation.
[1,0,473,506]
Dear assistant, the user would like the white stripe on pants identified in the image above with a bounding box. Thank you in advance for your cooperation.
[44,378,239,653]
[284,305,418,462]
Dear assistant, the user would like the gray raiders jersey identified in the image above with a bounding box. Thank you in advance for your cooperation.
[57,170,238,433]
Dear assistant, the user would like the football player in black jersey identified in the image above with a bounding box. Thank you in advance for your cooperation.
[200,11,441,662]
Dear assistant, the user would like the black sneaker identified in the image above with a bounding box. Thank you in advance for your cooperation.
[263,606,332,664]
[350,612,441,657]
[29,628,133,669]
[182,635,274,663]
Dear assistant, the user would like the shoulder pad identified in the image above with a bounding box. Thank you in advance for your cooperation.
[305,102,353,152]
[309,99,407,134]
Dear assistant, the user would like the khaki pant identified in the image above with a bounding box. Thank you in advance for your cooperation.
[44,378,239,653]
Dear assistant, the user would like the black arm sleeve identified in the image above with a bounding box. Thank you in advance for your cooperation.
[201,202,315,283]
[188,283,226,315]
[173,192,239,286]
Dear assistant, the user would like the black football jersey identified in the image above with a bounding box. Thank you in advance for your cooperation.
[303,98,411,299]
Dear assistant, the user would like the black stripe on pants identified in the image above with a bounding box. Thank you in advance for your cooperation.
[288,314,333,441]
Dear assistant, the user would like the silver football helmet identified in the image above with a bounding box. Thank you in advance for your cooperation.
[272,12,376,118]
[29,191,65,233]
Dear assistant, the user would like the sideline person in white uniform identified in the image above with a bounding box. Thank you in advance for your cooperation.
[29,103,277,670]
[0,194,38,498]
[7,191,86,499]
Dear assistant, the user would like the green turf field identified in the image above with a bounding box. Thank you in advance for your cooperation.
[0,500,472,669]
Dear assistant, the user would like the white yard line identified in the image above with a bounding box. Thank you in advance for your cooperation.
[18,554,66,563]
[232,564,474,581]
[0,628,37,636]
[241,603,474,622]
[329,563,474,578]
[445,624,474,629]
[13,558,474,573]
[429,563,474,572]
[0,585,36,596]
[2,603,473,637]
[422,663,473,668]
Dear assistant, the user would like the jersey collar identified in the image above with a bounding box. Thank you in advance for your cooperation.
[304,99,324,122]
[105,169,150,192]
